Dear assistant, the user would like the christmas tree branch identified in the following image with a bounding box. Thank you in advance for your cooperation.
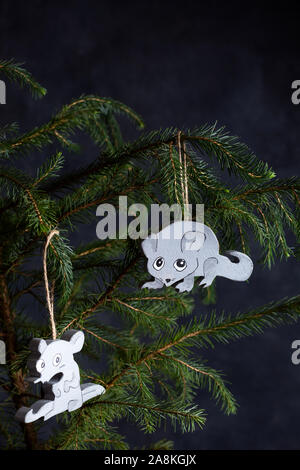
[104,296,300,392]
[0,95,144,158]
[1,62,299,447]
[0,255,39,449]
[83,399,206,432]
[57,177,158,225]
[79,325,127,351]
[60,253,141,333]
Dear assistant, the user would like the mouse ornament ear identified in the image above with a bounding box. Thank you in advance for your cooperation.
[141,234,158,256]
[61,329,85,353]
[181,231,205,252]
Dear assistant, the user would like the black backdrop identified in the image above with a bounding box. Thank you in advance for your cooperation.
[0,0,300,450]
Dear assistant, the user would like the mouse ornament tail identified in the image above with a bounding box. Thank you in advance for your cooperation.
[221,251,254,282]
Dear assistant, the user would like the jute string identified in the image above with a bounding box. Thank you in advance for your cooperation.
[43,229,59,340]
[177,131,189,208]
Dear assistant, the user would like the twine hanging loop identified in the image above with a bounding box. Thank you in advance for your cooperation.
[177,131,189,208]
[43,229,59,340]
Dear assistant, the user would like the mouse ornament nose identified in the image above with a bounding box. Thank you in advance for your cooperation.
[141,221,253,295]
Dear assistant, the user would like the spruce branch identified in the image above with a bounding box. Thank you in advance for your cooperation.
[0,62,299,449]
[0,95,144,158]
[83,399,206,434]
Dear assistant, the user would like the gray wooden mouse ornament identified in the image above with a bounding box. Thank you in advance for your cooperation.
[15,330,105,423]
[142,221,253,292]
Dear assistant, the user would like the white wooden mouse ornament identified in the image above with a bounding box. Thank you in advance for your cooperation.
[15,330,105,423]
[142,221,253,292]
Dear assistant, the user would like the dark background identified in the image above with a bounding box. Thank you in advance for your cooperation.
[0,0,300,450]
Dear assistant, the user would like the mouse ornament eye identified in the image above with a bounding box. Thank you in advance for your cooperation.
[153,257,165,271]
[174,258,187,271]
[53,353,62,366]
[36,358,45,372]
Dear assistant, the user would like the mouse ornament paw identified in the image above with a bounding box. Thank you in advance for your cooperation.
[142,279,164,290]
[141,221,253,295]
[175,282,193,293]
[15,330,105,423]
